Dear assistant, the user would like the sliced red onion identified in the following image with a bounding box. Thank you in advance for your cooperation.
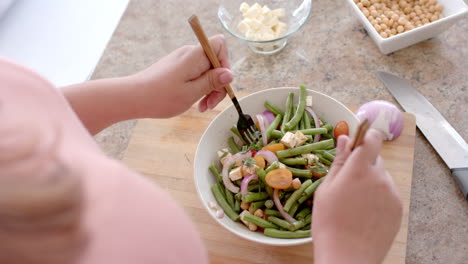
[240,173,258,195]
[262,110,275,124]
[273,188,296,223]
[222,151,252,193]
[254,150,278,165]
[305,106,321,143]
[256,114,268,146]
[356,100,403,141]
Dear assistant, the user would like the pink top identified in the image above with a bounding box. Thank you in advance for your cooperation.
[0,58,208,264]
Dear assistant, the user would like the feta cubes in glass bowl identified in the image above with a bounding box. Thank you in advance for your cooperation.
[218,0,312,54]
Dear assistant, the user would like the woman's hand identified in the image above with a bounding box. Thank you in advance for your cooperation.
[312,129,403,264]
[130,34,232,117]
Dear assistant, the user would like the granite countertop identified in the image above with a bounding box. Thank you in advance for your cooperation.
[92,0,468,263]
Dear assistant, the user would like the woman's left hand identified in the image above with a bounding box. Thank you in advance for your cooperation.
[130,34,233,118]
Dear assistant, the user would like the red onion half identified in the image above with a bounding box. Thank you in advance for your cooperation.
[222,151,252,193]
[355,100,403,141]
[254,150,278,165]
[273,188,296,223]
[305,106,321,143]
[240,173,258,195]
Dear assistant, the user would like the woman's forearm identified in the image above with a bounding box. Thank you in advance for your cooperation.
[62,76,144,135]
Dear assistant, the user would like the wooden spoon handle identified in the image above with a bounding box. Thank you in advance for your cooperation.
[188,15,236,99]
[350,118,370,150]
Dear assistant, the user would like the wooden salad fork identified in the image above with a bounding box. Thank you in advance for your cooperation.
[188,15,259,145]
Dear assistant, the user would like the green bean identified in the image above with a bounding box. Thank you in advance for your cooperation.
[225,188,236,210]
[328,149,337,155]
[247,183,261,192]
[286,166,312,178]
[264,101,284,116]
[264,209,282,217]
[211,183,239,221]
[243,212,279,229]
[281,92,294,133]
[296,207,312,220]
[267,216,293,230]
[264,161,280,174]
[242,192,269,203]
[303,110,311,129]
[264,228,311,239]
[321,133,334,139]
[283,179,312,212]
[228,136,240,154]
[283,192,293,201]
[249,200,266,211]
[298,177,326,204]
[289,202,300,217]
[284,85,307,131]
[315,154,332,166]
[322,123,333,132]
[256,168,266,185]
[299,115,305,130]
[234,199,241,213]
[320,150,336,162]
[279,157,307,166]
[292,213,312,230]
[276,139,334,159]
[291,106,299,131]
[266,114,283,141]
[299,128,328,135]
[230,125,246,144]
[209,164,223,183]
[270,130,283,139]
[265,199,274,209]
[266,185,274,198]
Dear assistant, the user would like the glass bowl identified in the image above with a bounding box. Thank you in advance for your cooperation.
[218,0,312,54]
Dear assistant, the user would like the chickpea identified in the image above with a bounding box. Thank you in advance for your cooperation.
[430,15,438,22]
[398,17,407,25]
[354,0,359,3]
[391,14,399,21]
[404,6,411,14]
[374,24,382,31]
[371,9,379,17]
[357,2,364,9]
[380,31,388,38]
[397,25,405,33]
[409,12,416,19]
[248,222,258,231]
[422,18,429,24]
[415,8,422,15]
[429,5,435,12]
[292,178,302,190]
[381,23,388,30]
[383,17,389,24]
[376,17,382,23]
[374,3,381,9]
[254,209,264,218]
[391,28,397,35]
[363,8,370,17]
[362,0,370,7]
[429,0,436,5]
[388,19,394,27]
[370,5,376,10]
[435,4,443,12]
[240,201,250,210]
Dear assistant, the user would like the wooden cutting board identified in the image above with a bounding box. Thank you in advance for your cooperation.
[121,98,416,264]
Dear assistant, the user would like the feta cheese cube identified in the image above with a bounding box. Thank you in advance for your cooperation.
[294,131,308,147]
[261,5,271,14]
[246,18,263,31]
[261,13,279,27]
[240,2,250,13]
[272,8,286,17]
[220,153,232,166]
[237,20,250,34]
[273,21,287,37]
[306,95,313,107]
[302,153,319,165]
[280,131,297,148]
[229,166,243,181]
[245,3,262,18]
[241,164,260,177]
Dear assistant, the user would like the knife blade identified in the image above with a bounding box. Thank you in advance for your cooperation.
[376,71,468,200]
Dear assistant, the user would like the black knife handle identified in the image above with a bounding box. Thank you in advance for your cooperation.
[451,168,468,201]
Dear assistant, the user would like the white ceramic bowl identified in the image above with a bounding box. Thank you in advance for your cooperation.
[346,0,468,54]
[193,87,359,246]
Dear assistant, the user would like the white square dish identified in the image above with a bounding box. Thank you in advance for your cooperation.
[346,0,468,54]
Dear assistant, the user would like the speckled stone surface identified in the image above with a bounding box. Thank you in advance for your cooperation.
[92,0,468,263]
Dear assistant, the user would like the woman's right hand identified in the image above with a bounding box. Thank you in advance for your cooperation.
[312,129,403,264]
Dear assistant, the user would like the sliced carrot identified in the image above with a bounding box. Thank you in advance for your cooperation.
[265,168,293,189]
[253,156,266,169]
[261,143,285,154]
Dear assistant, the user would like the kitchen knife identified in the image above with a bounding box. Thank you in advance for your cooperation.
[376,71,468,200]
